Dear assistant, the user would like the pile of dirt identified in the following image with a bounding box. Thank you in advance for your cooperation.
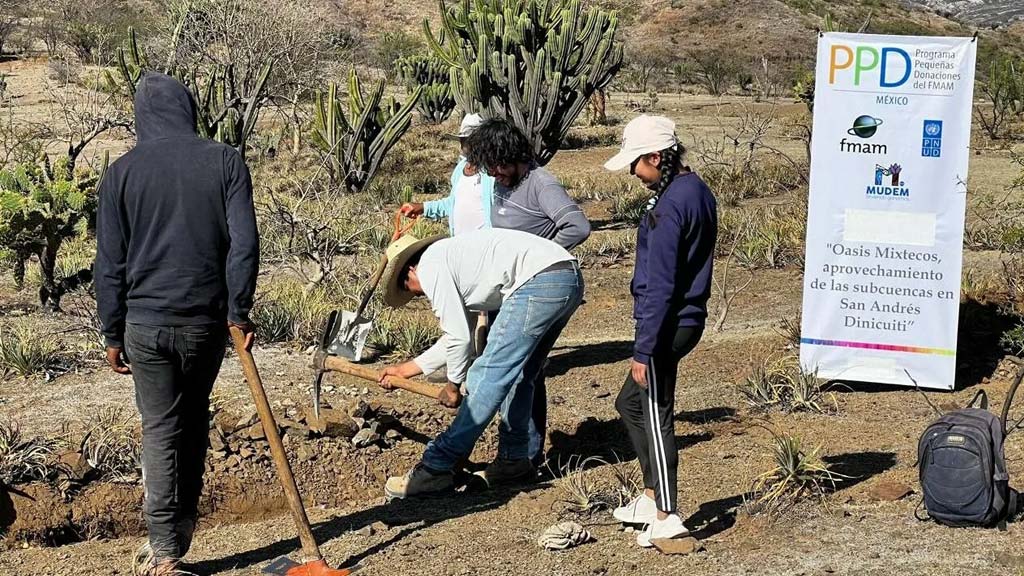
[0,395,439,549]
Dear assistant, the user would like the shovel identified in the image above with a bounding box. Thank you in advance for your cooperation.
[228,326,354,576]
[326,211,418,362]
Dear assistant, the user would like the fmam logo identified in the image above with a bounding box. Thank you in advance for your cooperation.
[867,164,909,199]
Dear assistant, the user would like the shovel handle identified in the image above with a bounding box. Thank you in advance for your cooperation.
[229,327,322,563]
[352,212,419,318]
[323,356,442,400]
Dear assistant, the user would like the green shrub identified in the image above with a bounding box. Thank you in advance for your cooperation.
[0,158,98,310]
[1000,322,1024,357]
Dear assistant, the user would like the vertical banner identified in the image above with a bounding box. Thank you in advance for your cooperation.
[800,33,977,390]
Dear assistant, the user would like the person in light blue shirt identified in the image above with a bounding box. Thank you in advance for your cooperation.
[400,113,495,236]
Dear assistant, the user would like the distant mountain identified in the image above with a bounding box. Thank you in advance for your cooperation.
[911,1,1024,26]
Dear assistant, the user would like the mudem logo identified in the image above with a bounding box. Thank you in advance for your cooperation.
[829,45,912,89]
[839,115,886,154]
[867,163,909,198]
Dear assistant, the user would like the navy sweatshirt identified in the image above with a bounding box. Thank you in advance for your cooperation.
[631,172,717,364]
[95,73,259,348]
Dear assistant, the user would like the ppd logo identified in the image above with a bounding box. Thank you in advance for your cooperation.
[829,45,912,88]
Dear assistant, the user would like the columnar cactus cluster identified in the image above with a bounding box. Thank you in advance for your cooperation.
[310,69,422,194]
[425,0,623,165]
[397,54,456,124]
[106,27,273,160]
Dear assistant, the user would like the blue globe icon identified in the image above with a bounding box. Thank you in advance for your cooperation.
[848,115,884,138]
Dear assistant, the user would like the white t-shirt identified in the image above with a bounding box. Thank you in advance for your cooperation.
[451,171,485,236]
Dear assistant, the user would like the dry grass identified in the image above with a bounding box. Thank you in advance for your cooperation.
[370,307,443,359]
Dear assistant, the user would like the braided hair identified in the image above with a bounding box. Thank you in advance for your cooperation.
[652,143,685,195]
[646,143,685,229]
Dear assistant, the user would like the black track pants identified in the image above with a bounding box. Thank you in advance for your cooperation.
[615,325,703,513]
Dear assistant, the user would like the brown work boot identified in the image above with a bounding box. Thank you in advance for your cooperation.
[385,463,454,499]
[479,458,537,487]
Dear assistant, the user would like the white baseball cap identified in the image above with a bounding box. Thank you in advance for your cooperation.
[457,113,484,137]
[603,115,679,171]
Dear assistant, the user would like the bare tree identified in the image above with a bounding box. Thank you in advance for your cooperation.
[157,0,339,153]
[0,0,20,56]
[46,76,131,172]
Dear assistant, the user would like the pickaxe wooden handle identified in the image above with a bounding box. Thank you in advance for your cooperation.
[322,356,442,400]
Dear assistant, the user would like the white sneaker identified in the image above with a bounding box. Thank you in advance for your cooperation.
[636,513,690,548]
[613,493,658,525]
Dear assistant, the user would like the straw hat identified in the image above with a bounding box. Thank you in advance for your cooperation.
[381,233,446,308]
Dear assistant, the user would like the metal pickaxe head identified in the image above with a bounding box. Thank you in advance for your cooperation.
[311,310,341,422]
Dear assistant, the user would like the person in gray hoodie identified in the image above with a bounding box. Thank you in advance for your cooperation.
[95,72,259,575]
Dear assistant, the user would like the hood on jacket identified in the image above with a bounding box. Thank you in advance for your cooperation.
[134,72,198,142]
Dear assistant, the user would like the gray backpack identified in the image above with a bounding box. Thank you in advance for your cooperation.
[917,374,1022,529]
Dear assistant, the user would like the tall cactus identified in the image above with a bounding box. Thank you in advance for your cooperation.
[397,54,456,124]
[310,69,423,194]
[105,27,274,161]
[425,0,623,165]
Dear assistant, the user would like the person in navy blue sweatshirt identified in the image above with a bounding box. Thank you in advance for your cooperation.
[603,115,717,547]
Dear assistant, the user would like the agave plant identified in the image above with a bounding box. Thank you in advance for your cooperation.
[0,420,58,486]
[747,431,846,517]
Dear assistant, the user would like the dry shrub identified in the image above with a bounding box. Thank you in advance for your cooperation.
[573,230,636,266]
[71,407,141,483]
[547,455,614,518]
[718,205,805,269]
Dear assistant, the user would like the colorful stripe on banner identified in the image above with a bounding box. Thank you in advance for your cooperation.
[800,338,955,357]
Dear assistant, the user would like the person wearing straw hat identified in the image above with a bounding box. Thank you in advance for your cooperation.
[603,115,717,547]
[375,228,584,498]
[399,113,494,236]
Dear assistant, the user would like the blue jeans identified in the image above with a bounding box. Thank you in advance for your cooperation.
[423,264,584,471]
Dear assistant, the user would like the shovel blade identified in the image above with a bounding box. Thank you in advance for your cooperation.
[327,311,373,362]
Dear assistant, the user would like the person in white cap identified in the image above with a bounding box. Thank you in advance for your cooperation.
[604,115,717,547]
[399,113,493,236]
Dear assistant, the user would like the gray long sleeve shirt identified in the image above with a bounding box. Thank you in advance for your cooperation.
[412,229,576,383]
[490,165,591,249]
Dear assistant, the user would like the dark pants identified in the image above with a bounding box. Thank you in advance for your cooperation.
[615,325,702,514]
[125,323,225,561]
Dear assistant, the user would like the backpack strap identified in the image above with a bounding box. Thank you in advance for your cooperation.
[967,389,989,410]
[1002,365,1024,436]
